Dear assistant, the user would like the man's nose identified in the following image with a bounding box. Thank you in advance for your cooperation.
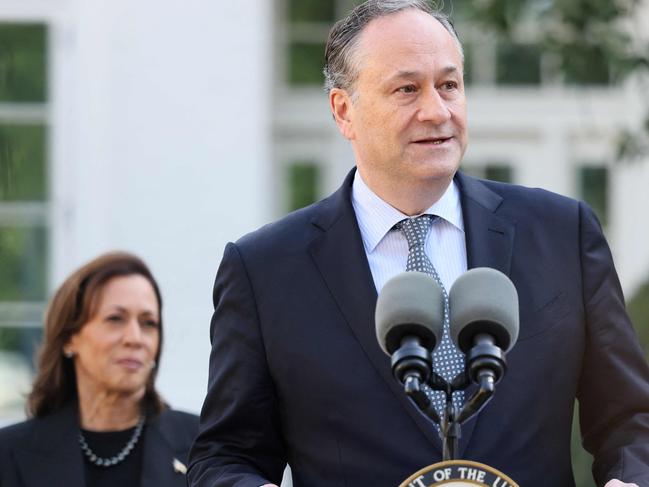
[416,87,452,124]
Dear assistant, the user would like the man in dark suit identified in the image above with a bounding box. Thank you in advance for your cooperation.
[188,1,649,486]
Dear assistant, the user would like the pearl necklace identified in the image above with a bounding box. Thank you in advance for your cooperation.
[78,417,145,467]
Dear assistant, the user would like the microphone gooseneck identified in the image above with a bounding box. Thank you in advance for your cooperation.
[375,267,520,461]
[375,272,446,423]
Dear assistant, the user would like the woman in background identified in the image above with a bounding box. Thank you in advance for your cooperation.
[0,252,198,487]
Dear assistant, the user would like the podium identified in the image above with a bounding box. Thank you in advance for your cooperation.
[400,460,518,487]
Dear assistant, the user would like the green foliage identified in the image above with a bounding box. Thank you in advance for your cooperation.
[0,124,47,201]
[571,404,594,487]
[466,0,649,156]
[0,23,47,102]
[628,280,649,357]
[553,0,630,26]
[288,0,336,23]
[469,0,647,83]
[466,0,534,33]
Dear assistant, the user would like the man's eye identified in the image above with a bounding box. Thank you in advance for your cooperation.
[442,81,458,90]
[397,85,417,94]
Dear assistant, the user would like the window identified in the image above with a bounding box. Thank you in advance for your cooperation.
[289,42,327,85]
[496,41,542,86]
[561,45,610,86]
[0,24,47,102]
[462,163,513,183]
[578,165,608,226]
[452,2,615,88]
[284,0,337,87]
[284,0,407,86]
[287,161,320,211]
[0,22,49,415]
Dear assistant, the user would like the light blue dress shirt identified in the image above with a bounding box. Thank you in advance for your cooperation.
[351,171,467,294]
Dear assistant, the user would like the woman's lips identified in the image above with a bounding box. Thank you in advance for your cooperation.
[116,358,144,370]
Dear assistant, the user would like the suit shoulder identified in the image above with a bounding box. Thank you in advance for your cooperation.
[159,408,199,428]
[234,196,333,255]
[475,177,583,221]
[482,178,576,205]
[0,417,37,448]
[160,409,198,425]
[156,408,199,442]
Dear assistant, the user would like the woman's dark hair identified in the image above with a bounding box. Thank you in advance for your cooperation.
[27,251,166,418]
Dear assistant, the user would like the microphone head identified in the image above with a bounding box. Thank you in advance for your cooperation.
[375,271,445,356]
[449,267,519,353]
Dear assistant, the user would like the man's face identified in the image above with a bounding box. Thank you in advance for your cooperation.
[341,9,467,193]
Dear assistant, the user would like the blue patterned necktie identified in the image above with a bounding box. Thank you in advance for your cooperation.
[396,215,464,417]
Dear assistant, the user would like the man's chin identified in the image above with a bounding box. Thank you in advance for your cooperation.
[405,157,460,182]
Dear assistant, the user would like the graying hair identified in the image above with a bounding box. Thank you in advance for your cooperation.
[323,0,463,94]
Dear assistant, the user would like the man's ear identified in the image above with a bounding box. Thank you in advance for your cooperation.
[329,88,355,140]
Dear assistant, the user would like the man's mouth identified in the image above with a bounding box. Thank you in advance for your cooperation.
[412,137,452,145]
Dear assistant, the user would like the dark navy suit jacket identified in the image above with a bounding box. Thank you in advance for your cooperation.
[0,403,198,487]
[188,170,649,487]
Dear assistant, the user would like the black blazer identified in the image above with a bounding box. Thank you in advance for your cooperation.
[188,169,649,487]
[0,403,198,487]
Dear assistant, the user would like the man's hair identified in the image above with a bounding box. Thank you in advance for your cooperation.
[323,0,463,94]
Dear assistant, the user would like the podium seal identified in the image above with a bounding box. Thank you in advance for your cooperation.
[400,460,519,487]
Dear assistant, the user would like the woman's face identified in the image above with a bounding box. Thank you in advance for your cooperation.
[65,274,160,400]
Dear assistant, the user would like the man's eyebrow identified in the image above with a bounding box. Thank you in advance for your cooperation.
[385,70,420,84]
[384,65,460,84]
[440,65,459,75]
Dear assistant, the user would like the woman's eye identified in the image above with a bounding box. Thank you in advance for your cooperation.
[143,319,159,329]
[107,315,122,322]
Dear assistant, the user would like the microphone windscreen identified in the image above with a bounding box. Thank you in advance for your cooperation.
[449,267,519,353]
[375,271,445,355]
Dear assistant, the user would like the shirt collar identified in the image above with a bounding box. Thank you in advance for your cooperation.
[351,170,464,253]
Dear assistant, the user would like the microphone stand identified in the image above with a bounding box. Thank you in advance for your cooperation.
[397,339,506,461]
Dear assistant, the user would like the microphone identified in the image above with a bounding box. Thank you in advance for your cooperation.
[449,267,519,386]
[375,271,445,387]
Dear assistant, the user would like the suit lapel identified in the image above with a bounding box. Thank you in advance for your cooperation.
[13,403,86,487]
[455,172,516,457]
[457,173,515,274]
[140,414,188,486]
[308,169,443,450]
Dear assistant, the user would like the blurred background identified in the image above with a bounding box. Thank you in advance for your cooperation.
[0,0,648,485]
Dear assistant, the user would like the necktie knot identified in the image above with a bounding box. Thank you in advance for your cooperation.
[396,215,435,251]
